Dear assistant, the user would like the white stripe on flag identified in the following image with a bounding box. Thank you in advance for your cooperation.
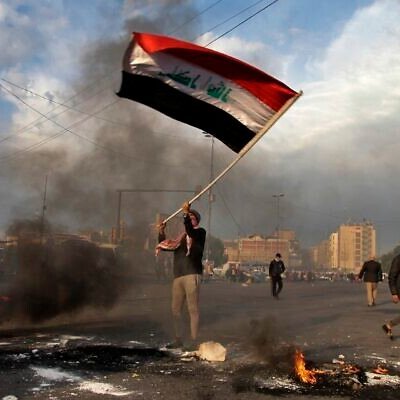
[125,44,275,134]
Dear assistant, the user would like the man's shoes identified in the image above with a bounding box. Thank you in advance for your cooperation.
[382,324,393,340]
[166,339,183,349]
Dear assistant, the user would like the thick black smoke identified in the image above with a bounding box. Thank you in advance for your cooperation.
[0,2,218,324]
[2,218,127,324]
[0,1,292,328]
[2,0,286,243]
[16,1,212,231]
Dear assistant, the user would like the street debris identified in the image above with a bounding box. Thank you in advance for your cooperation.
[196,341,227,362]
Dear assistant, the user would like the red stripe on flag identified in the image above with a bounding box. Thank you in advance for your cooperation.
[133,32,297,112]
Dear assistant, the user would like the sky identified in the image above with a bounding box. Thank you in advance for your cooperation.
[1,0,400,255]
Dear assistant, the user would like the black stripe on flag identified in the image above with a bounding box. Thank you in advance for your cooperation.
[117,71,255,153]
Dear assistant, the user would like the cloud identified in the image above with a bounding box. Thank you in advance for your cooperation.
[1,0,400,253]
[287,0,400,163]
[0,0,211,235]
[201,0,400,250]
[261,0,400,249]
[197,32,289,79]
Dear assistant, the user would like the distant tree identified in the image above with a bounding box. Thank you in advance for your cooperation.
[380,244,400,272]
[207,235,227,267]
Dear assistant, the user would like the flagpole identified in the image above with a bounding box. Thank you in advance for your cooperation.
[162,90,303,224]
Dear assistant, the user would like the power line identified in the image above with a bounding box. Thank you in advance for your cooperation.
[204,0,280,47]
[0,1,230,146]
[215,185,245,235]
[0,79,115,144]
[0,83,126,161]
[0,0,282,161]
[168,0,226,36]
[193,0,269,43]
[0,84,205,168]
[0,78,210,145]
[0,1,231,148]
[0,78,127,131]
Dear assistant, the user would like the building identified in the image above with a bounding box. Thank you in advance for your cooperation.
[222,228,304,268]
[307,246,318,269]
[337,221,376,272]
[329,232,339,269]
[223,239,239,261]
[223,235,290,265]
[311,221,376,273]
[272,229,296,241]
[316,239,330,270]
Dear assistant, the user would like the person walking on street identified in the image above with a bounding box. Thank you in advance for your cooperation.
[358,255,382,307]
[156,202,206,350]
[269,253,285,299]
[382,254,400,340]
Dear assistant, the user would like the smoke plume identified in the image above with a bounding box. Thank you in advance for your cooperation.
[2,219,127,324]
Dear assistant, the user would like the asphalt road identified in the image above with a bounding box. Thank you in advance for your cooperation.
[0,277,400,400]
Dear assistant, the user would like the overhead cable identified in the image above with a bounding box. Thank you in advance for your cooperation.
[204,0,280,46]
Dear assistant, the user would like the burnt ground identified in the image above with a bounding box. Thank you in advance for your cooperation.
[0,277,400,399]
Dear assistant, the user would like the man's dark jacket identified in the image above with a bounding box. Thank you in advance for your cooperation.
[388,254,400,295]
[158,214,206,279]
[358,259,382,282]
[269,259,285,278]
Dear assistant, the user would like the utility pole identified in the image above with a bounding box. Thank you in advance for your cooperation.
[237,230,241,263]
[206,134,214,261]
[116,190,122,243]
[272,193,284,253]
[40,175,48,241]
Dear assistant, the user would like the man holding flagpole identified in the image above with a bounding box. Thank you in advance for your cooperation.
[118,32,300,343]
[157,202,206,351]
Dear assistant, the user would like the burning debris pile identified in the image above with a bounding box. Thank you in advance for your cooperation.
[1,328,400,399]
[232,348,400,398]
[293,349,368,389]
[1,219,127,324]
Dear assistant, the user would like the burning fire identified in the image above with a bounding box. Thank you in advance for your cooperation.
[373,366,389,375]
[294,349,392,388]
[343,364,360,374]
[294,349,318,384]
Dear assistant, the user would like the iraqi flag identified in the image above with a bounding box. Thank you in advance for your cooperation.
[117,32,299,153]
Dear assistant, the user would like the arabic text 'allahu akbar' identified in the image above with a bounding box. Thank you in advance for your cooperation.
[159,67,233,103]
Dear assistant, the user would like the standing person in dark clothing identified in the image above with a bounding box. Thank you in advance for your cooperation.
[358,255,382,307]
[157,202,206,350]
[382,254,400,340]
[269,253,285,299]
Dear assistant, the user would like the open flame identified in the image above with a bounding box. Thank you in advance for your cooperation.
[373,366,389,375]
[294,349,392,387]
[294,349,318,384]
[343,364,360,374]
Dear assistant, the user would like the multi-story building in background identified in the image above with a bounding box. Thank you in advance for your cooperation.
[329,232,339,269]
[238,235,289,264]
[337,221,376,272]
[311,221,376,272]
[316,239,330,270]
[223,229,301,267]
